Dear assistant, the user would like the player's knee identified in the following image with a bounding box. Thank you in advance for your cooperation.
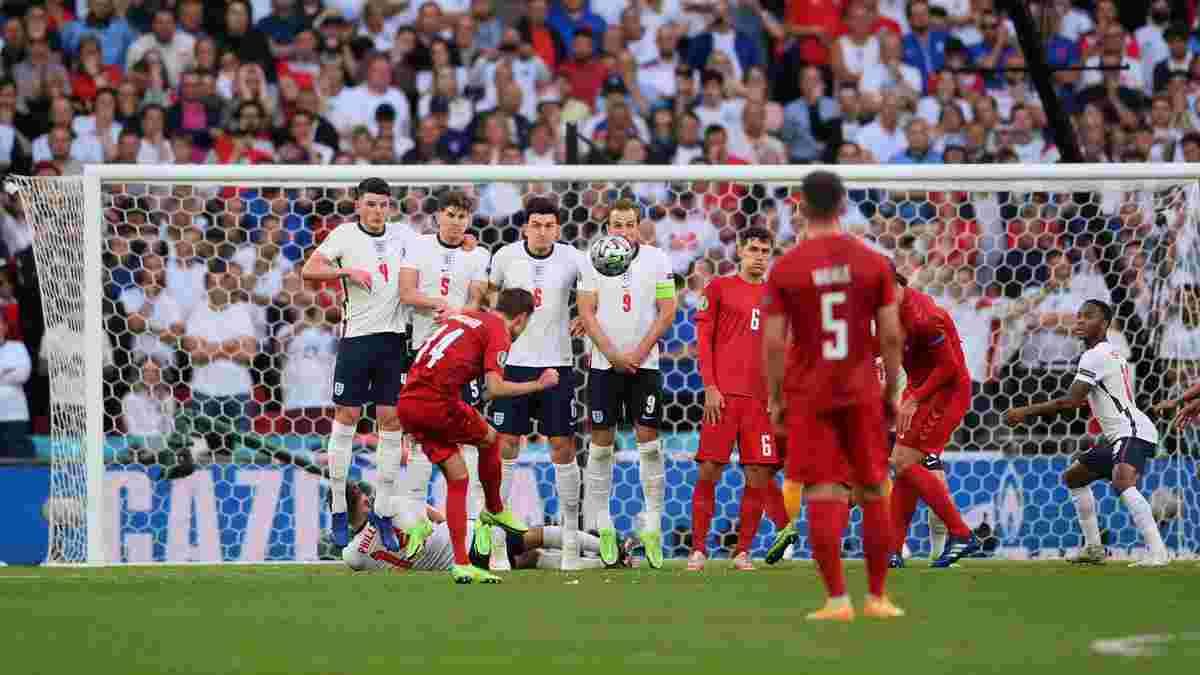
[376,408,403,432]
[334,406,362,426]
[697,461,723,482]
[588,442,614,461]
[857,483,886,501]
[1112,468,1138,493]
[744,465,770,487]
[634,425,657,444]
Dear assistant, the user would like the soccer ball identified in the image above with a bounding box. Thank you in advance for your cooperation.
[590,235,636,277]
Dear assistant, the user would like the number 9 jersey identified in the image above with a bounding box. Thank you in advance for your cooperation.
[578,243,674,370]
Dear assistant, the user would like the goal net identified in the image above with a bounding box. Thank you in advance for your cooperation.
[13,164,1200,564]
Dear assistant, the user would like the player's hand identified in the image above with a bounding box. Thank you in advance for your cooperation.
[569,317,585,337]
[430,300,452,322]
[345,268,372,291]
[703,386,725,425]
[611,352,638,374]
[1004,408,1028,426]
[536,368,560,390]
[1152,399,1179,417]
[897,398,917,435]
[462,233,478,251]
[767,394,787,430]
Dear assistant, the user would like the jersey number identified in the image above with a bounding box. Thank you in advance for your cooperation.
[821,292,848,361]
[377,263,389,282]
[414,326,465,368]
[533,288,543,308]
[440,276,450,296]
[750,308,760,331]
[622,291,631,313]
[761,434,773,457]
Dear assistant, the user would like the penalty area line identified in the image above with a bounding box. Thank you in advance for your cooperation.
[1090,633,1200,657]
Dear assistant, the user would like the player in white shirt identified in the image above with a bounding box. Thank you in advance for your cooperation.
[577,200,676,569]
[1004,300,1168,567]
[300,178,414,550]
[488,197,590,570]
[395,190,491,558]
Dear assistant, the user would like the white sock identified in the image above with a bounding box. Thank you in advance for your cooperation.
[585,443,615,530]
[543,525,598,554]
[1070,486,1103,548]
[1120,487,1168,557]
[535,550,562,570]
[637,440,665,532]
[401,440,433,527]
[576,529,601,554]
[929,511,948,559]
[327,421,356,513]
[373,430,404,517]
[555,461,581,534]
[500,457,516,503]
[461,445,485,520]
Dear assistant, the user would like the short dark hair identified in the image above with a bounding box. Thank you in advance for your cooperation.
[496,288,535,319]
[1045,248,1067,264]
[1083,299,1114,323]
[801,170,845,220]
[357,177,391,197]
[439,189,473,212]
[739,226,774,247]
[525,196,560,222]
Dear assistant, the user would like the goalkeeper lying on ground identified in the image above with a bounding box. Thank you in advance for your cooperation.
[335,482,628,572]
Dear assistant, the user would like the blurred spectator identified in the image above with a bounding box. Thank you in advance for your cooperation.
[166,70,223,157]
[901,0,949,89]
[277,303,336,432]
[687,0,759,80]
[0,315,32,459]
[548,0,607,48]
[517,0,564,72]
[69,35,122,105]
[558,29,608,107]
[74,88,121,161]
[833,1,882,88]
[13,36,68,106]
[656,192,720,274]
[126,9,196,89]
[331,52,411,138]
[59,0,137,67]
[121,264,186,368]
[780,65,841,163]
[783,0,842,68]
[1152,23,1191,94]
[33,97,103,165]
[860,30,921,106]
[121,354,176,438]
[854,90,905,162]
[731,99,785,164]
[891,116,939,163]
[219,1,277,83]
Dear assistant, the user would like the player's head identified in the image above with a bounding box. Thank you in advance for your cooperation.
[355,177,391,229]
[606,198,640,245]
[436,189,473,245]
[523,197,560,254]
[1075,299,1113,344]
[737,226,773,280]
[495,287,536,339]
[801,170,845,227]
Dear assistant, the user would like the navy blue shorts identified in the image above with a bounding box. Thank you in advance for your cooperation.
[489,365,576,437]
[1079,437,1156,478]
[587,368,662,430]
[332,333,409,407]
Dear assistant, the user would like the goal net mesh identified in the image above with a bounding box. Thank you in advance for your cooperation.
[15,170,1200,564]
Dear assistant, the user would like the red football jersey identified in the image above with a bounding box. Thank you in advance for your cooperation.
[401,310,510,401]
[898,287,971,399]
[695,275,768,400]
[764,232,895,412]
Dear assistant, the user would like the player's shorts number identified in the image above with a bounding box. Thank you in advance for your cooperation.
[644,395,656,415]
[821,291,848,360]
[415,326,464,368]
[440,276,450,296]
[533,288,543,307]
[622,291,631,312]
[750,308,760,331]
[761,434,773,456]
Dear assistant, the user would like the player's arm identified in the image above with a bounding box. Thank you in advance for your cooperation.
[1004,380,1091,425]
[301,250,371,290]
[903,321,959,404]
[464,280,488,311]
[397,266,450,318]
[629,277,678,366]
[876,302,904,409]
[694,281,723,424]
[576,289,635,373]
[484,369,559,398]
[1153,379,1200,416]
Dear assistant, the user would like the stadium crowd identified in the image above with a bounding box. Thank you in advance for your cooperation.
[0,0,1197,460]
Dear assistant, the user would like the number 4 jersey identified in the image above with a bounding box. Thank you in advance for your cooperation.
[314,221,415,338]
[695,275,768,400]
[1074,342,1158,445]
[400,309,511,402]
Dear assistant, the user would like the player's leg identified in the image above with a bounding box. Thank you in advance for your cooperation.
[584,368,620,565]
[633,369,666,569]
[367,335,410,552]
[489,366,536,568]
[536,366,581,570]
[693,394,739,570]
[327,337,372,547]
[764,463,800,565]
[1063,456,1107,564]
[438,447,501,584]
[792,410,855,620]
[732,403,781,570]
[847,403,904,618]
[926,457,949,560]
[1111,440,1170,567]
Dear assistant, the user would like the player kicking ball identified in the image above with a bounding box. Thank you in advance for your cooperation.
[889,272,980,568]
[577,199,676,569]
[689,227,792,571]
[395,288,557,583]
[763,171,905,621]
[1004,300,1169,567]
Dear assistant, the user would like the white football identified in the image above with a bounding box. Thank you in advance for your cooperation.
[590,235,636,277]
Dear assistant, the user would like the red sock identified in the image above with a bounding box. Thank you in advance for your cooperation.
[900,464,970,537]
[764,480,791,530]
[806,499,849,598]
[476,442,503,514]
[446,477,470,565]
[890,477,919,554]
[736,485,765,555]
[691,478,715,555]
[860,498,891,597]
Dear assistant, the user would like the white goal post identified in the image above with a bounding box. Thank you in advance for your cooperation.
[12,162,1200,565]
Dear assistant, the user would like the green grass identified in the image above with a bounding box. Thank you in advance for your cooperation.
[1,561,1198,674]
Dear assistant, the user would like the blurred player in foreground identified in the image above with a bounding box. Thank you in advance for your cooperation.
[577,200,676,568]
[889,272,980,568]
[763,170,905,621]
[395,288,558,583]
[689,226,792,571]
[1004,300,1169,567]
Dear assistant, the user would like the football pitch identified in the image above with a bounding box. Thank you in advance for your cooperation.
[1,561,1197,674]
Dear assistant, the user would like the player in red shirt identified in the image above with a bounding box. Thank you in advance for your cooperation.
[689,227,791,572]
[396,288,559,584]
[763,170,904,621]
[890,275,981,568]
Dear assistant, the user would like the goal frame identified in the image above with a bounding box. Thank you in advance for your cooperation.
[70,161,1200,565]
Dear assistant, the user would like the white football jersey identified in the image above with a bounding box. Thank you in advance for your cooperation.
[1073,342,1158,445]
[489,241,589,368]
[579,244,674,371]
[403,234,491,347]
[315,221,415,338]
[342,521,455,572]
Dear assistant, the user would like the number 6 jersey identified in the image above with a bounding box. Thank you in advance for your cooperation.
[489,241,589,368]
[695,275,768,399]
[314,221,416,338]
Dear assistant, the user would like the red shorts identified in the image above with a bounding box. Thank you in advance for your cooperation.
[784,400,889,487]
[396,395,490,465]
[696,396,782,466]
[895,389,971,455]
